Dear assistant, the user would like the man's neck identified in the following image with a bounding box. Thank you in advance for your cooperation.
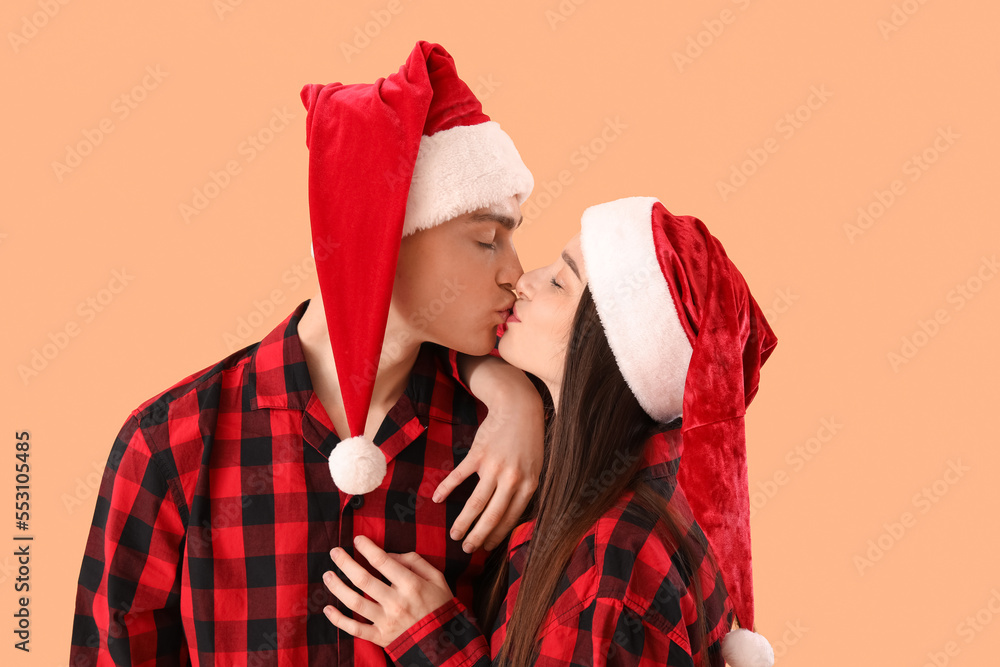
[298,293,422,441]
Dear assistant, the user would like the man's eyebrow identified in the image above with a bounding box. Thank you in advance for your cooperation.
[562,251,581,280]
[469,211,523,231]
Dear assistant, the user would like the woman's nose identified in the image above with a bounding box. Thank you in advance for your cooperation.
[514,271,535,299]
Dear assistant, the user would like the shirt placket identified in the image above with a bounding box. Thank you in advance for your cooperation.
[300,398,348,663]
[302,388,428,665]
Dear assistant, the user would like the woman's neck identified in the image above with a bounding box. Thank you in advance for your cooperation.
[543,380,560,414]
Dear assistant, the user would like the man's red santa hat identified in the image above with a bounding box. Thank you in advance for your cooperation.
[579,196,778,667]
[299,41,533,496]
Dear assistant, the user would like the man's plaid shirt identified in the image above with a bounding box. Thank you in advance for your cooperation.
[69,298,492,666]
[385,428,736,666]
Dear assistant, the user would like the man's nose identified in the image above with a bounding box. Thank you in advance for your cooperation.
[498,249,524,293]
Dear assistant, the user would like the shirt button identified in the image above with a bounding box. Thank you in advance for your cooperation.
[349,495,364,509]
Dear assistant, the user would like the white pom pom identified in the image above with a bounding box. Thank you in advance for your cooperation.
[720,628,775,667]
[328,435,386,496]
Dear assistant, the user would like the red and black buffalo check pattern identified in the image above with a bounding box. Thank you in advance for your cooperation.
[385,429,736,667]
[69,298,492,666]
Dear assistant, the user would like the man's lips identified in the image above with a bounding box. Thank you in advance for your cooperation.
[497,299,516,322]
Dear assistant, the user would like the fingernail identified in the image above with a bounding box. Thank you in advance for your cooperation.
[432,494,440,503]
[323,571,333,582]
[462,542,474,553]
[450,529,460,540]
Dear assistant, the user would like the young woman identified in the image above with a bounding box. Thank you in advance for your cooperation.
[320,197,779,666]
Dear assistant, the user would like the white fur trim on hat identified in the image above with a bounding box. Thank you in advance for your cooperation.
[579,196,693,423]
[328,435,387,495]
[721,628,775,667]
[402,121,534,236]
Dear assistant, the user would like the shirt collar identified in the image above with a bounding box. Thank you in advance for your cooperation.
[638,426,683,480]
[244,298,437,428]
[245,299,316,412]
[508,427,684,552]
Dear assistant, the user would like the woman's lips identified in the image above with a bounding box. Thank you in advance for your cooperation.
[506,309,521,324]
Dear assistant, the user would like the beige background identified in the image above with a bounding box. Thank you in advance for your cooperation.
[3,1,998,665]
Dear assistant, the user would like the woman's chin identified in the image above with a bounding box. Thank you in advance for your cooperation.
[497,340,520,368]
[497,334,529,374]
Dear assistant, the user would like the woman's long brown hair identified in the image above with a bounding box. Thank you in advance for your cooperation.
[474,287,720,666]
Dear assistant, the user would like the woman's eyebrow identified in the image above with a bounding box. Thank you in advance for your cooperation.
[561,251,581,280]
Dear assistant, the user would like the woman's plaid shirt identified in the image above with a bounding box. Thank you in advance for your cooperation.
[69,298,493,666]
[385,429,736,667]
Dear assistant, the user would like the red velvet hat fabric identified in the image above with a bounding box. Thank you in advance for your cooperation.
[300,41,440,442]
[580,196,777,636]
[650,201,778,632]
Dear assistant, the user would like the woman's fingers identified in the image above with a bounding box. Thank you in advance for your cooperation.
[432,451,479,504]
[462,473,517,552]
[448,472,498,550]
[483,481,535,551]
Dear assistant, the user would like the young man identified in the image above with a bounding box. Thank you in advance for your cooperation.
[69,41,544,665]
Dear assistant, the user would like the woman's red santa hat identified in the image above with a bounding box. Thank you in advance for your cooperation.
[579,196,779,667]
[299,41,533,496]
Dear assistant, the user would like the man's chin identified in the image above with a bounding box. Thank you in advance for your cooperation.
[439,331,497,357]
